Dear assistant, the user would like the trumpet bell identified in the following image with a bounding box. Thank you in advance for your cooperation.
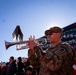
[5,41,15,50]
[5,41,10,50]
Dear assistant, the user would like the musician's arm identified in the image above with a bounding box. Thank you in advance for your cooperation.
[28,48,40,68]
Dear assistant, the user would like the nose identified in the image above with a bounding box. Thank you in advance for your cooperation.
[48,35,51,38]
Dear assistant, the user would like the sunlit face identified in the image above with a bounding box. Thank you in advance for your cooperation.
[48,32,61,44]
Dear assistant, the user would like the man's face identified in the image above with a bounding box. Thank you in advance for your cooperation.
[9,57,14,63]
[9,58,12,63]
[48,32,61,44]
[17,59,19,63]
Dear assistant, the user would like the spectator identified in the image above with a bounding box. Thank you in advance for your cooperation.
[6,56,17,75]
[1,62,7,75]
[25,65,37,75]
[0,64,1,75]
[17,57,25,75]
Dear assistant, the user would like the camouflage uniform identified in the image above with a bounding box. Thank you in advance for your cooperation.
[28,42,74,75]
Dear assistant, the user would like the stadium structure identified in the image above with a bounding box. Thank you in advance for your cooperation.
[62,22,76,50]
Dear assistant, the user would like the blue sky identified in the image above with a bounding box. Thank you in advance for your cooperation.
[0,0,76,62]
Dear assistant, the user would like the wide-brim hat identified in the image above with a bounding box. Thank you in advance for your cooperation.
[45,26,63,36]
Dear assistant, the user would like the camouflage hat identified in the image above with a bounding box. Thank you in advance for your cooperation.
[45,26,63,36]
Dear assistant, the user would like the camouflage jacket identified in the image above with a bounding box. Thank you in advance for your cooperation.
[28,42,75,75]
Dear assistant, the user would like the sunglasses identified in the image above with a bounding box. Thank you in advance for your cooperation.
[48,32,53,36]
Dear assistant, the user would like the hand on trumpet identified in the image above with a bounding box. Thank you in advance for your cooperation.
[27,35,38,50]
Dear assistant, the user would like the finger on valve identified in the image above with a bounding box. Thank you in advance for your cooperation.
[33,35,35,40]
[29,35,32,40]
[29,35,35,41]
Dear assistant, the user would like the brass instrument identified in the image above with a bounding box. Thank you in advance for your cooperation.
[5,36,51,50]
[5,40,29,50]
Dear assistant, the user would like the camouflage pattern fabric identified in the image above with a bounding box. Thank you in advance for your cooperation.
[28,49,40,68]
[28,42,74,75]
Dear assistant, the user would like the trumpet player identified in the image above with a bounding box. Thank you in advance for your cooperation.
[27,26,75,75]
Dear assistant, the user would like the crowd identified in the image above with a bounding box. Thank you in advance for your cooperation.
[0,56,39,75]
[0,55,76,75]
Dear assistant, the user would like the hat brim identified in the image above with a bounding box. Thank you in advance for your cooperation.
[45,26,62,36]
[45,30,51,36]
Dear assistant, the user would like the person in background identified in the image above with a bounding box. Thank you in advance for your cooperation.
[1,62,7,75]
[0,64,1,75]
[25,66,33,75]
[17,57,25,75]
[27,26,75,75]
[25,65,38,75]
[6,56,17,75]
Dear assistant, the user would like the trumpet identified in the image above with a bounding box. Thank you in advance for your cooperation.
[5,36,50,50]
